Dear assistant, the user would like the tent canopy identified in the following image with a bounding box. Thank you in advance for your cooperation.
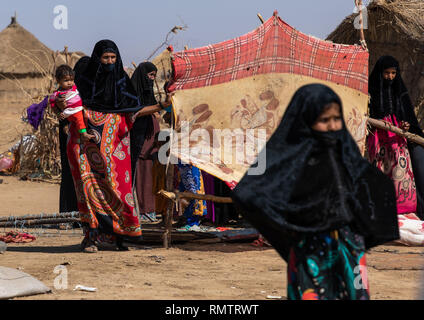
[168,11,369,185]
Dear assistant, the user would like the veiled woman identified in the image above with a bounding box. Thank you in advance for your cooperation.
[67,40,171,252]
[130,62,161,222]
[368,56,424,244]
[232,84,399,300]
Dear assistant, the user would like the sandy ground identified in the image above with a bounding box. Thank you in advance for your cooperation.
[0,174,424,300]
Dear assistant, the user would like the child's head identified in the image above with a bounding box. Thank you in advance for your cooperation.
[55,65,75,90]
[311,102,343,132]
[289,84,343,134]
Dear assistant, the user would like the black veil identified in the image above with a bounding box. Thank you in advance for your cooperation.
[231,84,399,261]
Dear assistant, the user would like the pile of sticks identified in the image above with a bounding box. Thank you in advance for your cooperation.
[0,212,80,228]
[18,99,61,180]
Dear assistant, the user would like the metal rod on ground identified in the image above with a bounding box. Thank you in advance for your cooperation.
[0,211,80,223]
[367,118,424,147]
[0,218,80,228]
[158,190,233,204]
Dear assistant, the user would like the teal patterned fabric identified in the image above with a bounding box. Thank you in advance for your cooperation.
[287,226,369,300]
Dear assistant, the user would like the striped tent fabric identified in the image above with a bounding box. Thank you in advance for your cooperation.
[168,11,369,187]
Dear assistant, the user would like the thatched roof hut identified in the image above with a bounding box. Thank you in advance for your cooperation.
[0,16,53,76]
[0,15,85,109]
[0,16,54,107]
[327,0,424,122]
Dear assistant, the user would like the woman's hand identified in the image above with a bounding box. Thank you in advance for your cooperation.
[55,94,66,111]
[80,131,96,142]
[162,92,175,108]
[63,125,70,136]
[133,93,175,120]
[58,112,66,121]
[401,121,410,132]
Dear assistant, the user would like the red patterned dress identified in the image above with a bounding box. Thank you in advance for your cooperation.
[367,115,417,214]
[67,110,141,240]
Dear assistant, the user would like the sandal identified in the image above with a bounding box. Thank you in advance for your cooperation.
[83,245,98,253]
[251,237,271,247]
[80,237,98,253]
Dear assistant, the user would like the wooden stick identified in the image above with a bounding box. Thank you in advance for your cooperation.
[367,118,424,147]
[163,165,174,249]
[132,61,137,68]
[0,218,79,228]
[257,13,265,24]
[157,190,233,204]
[355,0,368,50]
[0,212,80,223]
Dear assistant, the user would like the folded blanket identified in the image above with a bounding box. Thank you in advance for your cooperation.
[0,231,36,243]
[398,214,424,246]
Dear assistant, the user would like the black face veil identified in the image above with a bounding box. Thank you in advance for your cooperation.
[231,84,399,261]
[131,62,158,106]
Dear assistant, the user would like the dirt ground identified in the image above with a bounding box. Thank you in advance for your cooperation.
[0,174,424,300]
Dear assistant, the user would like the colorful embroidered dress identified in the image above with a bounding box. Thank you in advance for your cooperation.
[177,162,207,227]
[287,226,369,300]
[67,109,141,239]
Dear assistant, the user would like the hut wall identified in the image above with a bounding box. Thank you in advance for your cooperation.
[0,75,50,108]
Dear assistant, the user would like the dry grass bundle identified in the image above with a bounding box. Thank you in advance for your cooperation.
[18,102,61,180]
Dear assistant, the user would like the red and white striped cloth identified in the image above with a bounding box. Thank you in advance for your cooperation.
[168,11,369,188]
[169,11,368,94]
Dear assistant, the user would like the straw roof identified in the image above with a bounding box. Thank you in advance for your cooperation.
[0,16,54,75]
[327,0,424,123]
[327,0,424,45]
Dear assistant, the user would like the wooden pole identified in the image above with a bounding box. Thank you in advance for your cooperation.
[355,0,368,50]
[367,118,424,147]
[163,165,174,249]
[0,218,79,228]
[158,190,233,204]
[257,13,265,24]
[64,46,69,64]
[0,212,80,223]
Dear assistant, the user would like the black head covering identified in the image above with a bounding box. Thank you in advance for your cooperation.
[231,84,399,262]
[73,56,90,87]
[131,62,158,106]
[129,62,159,178]
[75,40,141,113]
[369,55,424,137]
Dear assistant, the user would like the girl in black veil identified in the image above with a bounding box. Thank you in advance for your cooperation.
[130,62,161,222]
[66,40,171,253]
[231,84,399,300]
[368,56,424,244]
